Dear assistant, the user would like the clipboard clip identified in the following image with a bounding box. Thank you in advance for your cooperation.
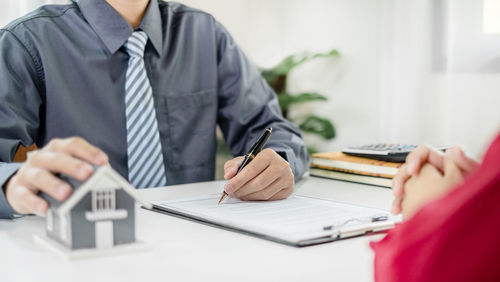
[323,214,389,231]
[322,214,394,239]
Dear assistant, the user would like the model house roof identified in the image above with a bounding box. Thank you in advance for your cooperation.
[46,166,152,216]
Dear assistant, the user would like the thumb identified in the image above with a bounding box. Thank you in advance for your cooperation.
[223,156,244,180]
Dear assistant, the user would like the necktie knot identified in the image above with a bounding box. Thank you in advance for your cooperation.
[125,31,148,58]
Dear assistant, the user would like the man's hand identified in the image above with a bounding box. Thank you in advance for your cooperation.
[223,149,294,201]
[401,154,465,220]
[4,137,108,215]
[392,145,479,214]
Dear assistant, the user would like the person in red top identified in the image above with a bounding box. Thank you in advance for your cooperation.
[371,133,500,282]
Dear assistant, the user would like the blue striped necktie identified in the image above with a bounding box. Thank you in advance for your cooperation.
[124,31,167,189]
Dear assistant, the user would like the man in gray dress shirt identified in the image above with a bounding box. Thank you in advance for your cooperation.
[0,0,309,219]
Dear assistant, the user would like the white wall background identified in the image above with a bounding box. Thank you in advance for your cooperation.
[180,0,384,156]
[2,0,500,159]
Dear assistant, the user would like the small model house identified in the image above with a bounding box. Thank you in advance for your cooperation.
[42,166,151,250]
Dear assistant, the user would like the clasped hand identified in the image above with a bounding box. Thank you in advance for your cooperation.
[392,145,480,220]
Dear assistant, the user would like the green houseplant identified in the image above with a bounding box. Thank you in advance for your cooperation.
[261,49,339,153]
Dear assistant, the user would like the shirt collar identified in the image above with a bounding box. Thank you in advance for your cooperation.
[138,1,163,55]
[76,0,163,55]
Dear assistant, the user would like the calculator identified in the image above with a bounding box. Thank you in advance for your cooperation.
[341,143,419,163]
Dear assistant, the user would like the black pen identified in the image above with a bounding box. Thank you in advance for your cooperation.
[218,128,273,205]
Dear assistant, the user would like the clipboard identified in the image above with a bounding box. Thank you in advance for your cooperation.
[149,194,400,247]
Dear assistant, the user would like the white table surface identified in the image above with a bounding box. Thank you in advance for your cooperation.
[0,176,393,282]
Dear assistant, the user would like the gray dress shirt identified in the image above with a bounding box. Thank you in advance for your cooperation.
[0,0,309,218]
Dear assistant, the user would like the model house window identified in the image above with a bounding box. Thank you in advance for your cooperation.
[92,190,116,211]
[46,210,53,232]
[60,215,68,242]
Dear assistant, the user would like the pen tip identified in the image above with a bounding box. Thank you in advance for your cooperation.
[218,192,228,205]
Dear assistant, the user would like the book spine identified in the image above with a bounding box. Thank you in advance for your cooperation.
[311,164,395,179]
[309,168,392,188]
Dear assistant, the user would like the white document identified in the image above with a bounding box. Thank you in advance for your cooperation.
[152,194,398,246]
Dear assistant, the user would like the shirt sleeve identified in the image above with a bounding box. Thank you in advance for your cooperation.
[0,29,43,218]
[214,21,309,181]
[370,134,500,282]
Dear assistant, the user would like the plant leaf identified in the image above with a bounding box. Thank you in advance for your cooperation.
[307,146,319,155]
[299,115,336,140]
[278,92,328,111]
[311,48,340,59]
[263,48,340,78]
[261,70,279,85]
[273,55,300,76]
[292,48,340,70]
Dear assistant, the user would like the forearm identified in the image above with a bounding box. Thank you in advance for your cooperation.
[214,21,309,181]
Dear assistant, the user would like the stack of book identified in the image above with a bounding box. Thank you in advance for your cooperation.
[310,152,402,188]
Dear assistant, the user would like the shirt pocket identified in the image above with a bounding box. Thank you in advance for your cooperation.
[160,89,218,168]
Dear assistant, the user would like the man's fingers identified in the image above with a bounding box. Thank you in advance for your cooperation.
[28,151,94,181]
[232,165,281,198]
[223,156,245,180]
[45,137,108,166]
[15,185,49,214]
[21,167,72,201]
[239,177,284,201]
[406,145,444,175]
[4,137,109,216]
[225,152,272,194]
[226,149,294,201]
[267,186,293,201]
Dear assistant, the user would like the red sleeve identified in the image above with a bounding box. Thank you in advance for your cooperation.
[371,134,500,282]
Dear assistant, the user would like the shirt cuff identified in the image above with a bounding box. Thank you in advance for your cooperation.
[272,147,305,182]
[0,162,22,219]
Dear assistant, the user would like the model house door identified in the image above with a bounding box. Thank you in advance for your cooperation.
[95,221,113,249]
